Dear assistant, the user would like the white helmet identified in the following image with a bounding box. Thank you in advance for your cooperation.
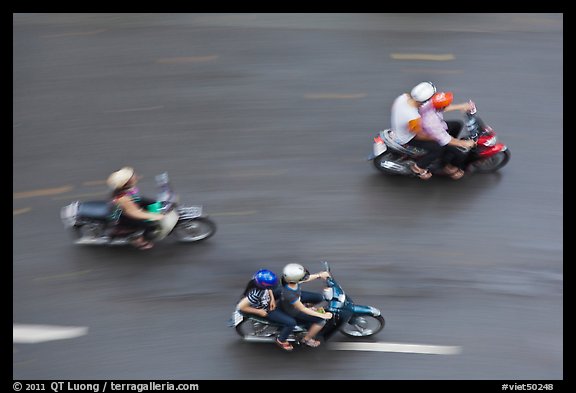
[107,167,134,190]
[282,263,310,283]
[410,81,436,103]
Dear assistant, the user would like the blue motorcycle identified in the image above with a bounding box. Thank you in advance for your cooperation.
[232,262,385,346]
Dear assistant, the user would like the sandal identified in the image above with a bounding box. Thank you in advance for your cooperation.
[443,165,459,175]
[275,338,294,351]
[449,168,465,180]
[301,337,321,348]
[410,164,432,180]
[131,238,154,250]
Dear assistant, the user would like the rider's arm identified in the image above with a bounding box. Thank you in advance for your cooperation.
[447,137,476,149]
[268,289,276,310]
[117,195,163,221]
[237,297,267,317]
[444,102,473,113]
[301,271,330,283]
[292,299,331,319]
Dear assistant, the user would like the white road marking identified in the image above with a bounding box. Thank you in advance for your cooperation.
[13,324,88,344]
[329,341,462,355]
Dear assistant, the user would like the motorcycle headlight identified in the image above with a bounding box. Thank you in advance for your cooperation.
[337,293,346,302]
[323,288,333,301]
[478,135,497,147]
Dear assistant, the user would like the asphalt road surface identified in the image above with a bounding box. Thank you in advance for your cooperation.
[13,13,563,381]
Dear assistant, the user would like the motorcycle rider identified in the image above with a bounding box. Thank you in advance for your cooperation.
[107,167,164,250]
[235,269,297,351]
[393,82,474,179]
[279,263,333,348]
[418,88,476,180]
[429,91,475,179]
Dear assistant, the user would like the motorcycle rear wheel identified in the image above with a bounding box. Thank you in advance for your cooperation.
[72,222,106,240]
[339,315,385,337]
[172,217,216,242]
[373,153,412,175]
[235,319,279,338]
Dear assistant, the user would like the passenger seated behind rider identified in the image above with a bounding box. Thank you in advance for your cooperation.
[235,269,297,351]
[390,82,442,180]
[107,167,164,250]
[279,263,333,348]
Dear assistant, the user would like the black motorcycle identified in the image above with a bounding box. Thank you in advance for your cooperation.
[60,172,216,246]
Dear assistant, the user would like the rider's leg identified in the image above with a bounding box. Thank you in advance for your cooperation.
[266,309,296,343]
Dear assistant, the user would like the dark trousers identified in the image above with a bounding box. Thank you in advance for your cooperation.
[296,291,326,326]
[441,145,468,169]
[266,309,296,342]
[406,138,443,169]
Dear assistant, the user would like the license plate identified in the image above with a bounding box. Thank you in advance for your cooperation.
[373,142,387,156]
[231,310,244,326]
[177,206,203,219]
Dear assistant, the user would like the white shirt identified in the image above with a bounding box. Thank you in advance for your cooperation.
[390,93,420,144]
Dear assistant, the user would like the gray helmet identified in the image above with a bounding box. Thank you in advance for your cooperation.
[282,263,310,283]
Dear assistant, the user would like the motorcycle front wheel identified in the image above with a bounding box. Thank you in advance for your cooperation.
[339,315,385,337]
[172,217,216,242]
[471,150,511,173]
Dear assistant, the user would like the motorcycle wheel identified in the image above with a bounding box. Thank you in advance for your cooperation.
[373,153,412,175]
[172,217,216,242]
[471,150,511,173]
[72,222,105,240]
[235,319,279,338]
[339,315,385,337]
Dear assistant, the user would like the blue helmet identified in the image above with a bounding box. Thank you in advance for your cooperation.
[253,269,278,288]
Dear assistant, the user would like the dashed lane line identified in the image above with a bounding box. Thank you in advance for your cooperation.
[52,191,108,200]
[42,29,107,38]
[13,186,73,199]
[391,53,455,61]
[304,93,367,100]
[33,270,94,281]
[104,105,164,113]
[13,208,31,215]
[156,55,219,64]
[210,210,258,217]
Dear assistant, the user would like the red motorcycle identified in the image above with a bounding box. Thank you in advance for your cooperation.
[368,101,510,176]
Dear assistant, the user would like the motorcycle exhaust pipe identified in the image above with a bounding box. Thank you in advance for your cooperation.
[242,336,276,343]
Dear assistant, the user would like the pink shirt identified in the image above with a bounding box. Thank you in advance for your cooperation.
[418,101,452,146]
